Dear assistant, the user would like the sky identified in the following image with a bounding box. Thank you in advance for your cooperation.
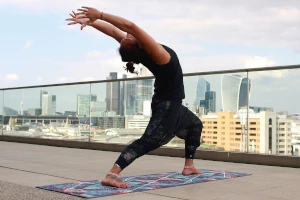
[0,0,300,114]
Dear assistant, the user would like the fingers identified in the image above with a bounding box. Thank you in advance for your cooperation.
[76,15,88,19]
[81,6,91,9]
[65,18,75,21]
[81,23,87,30]
[77,8,88,12]
[69,13,75,18]
[76,11,85,15]
[68,22,77,25]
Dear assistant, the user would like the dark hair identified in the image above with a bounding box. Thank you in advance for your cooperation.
[118,44,141,75]
[124,62,138,75]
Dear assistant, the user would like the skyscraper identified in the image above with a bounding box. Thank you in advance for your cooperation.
[205,91,216,113]
[135,68,153,114]
[106,72,121,115]
[124,80,137,115]
[221,74,251,112]
[194,76,210,106]
[77,94,97,117]
[40,90,48,108]
[42,93,56,115]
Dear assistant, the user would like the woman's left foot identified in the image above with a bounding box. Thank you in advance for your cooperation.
[182,165,203,176]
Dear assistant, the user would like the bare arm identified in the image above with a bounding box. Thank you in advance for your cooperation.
[78,7,171,65]
[89,20,125,43]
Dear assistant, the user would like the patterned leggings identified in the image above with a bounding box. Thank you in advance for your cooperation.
[115,98,203,170]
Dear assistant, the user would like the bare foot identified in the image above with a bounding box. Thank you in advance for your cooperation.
[101,173,130,188]
[182,165,203,176]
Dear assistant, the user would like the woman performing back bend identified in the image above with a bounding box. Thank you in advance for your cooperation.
[66,7,203,189]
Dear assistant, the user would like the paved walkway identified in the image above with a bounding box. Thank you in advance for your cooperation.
[0,141,299,200]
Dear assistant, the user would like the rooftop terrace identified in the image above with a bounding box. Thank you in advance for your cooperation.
[0,141,299,200]
[1,65,300,199]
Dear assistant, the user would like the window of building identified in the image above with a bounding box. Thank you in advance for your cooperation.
[269,118,272,125]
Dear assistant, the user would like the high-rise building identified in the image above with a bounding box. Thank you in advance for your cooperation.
[136,79,153,114]
[205,91,216,113]
[106,72,121,115]
[42,93,56,115]
[120,68,153,116]
[194,76,210,105]
[77,94,97,117]
[124,80,137,115]
[221,74,251,112]
[40,90,48,108]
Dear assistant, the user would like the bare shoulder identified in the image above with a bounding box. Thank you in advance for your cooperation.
[130,23,171,65]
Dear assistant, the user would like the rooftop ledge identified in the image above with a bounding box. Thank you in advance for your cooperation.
[1,135,299,168]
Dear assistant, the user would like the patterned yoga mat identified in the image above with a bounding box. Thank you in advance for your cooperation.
[37,169,251,198]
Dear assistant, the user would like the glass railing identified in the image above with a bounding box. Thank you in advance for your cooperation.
[1,65,300,157]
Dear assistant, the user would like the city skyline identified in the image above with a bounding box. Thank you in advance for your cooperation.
[0,69,299,116]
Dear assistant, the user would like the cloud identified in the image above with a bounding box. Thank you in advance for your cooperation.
[243,56,288,79]
[36,77,42,81]
[6,74,19,81]
[24,40,33,50]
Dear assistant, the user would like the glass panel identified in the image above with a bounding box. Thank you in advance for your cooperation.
[0,90,3,135]
[3,84,91,140]
[90,72,155,145]
[90,71,249,153]
[248,68,300,157]
[184,72,248,152]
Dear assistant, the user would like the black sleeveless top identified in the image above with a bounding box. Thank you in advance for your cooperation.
[139,44,185,101]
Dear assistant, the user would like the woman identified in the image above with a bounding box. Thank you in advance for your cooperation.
[66,7,203,189]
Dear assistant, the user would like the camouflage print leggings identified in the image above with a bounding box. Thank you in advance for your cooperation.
[115,98,203,170]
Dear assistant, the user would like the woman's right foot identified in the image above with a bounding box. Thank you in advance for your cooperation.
[101,173,130,188]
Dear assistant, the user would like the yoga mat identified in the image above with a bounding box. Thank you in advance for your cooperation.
[37,169,251,198]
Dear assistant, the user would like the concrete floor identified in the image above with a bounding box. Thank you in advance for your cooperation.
[0,141,299,200]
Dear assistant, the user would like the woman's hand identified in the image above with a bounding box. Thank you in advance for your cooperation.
[76,6,103,21]
[65,11,91,30]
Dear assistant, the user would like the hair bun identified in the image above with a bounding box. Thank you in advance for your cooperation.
[124,62,138,74]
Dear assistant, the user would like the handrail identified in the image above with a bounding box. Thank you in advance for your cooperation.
[0,64,299,91]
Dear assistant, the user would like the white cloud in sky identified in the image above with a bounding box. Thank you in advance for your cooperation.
[244,56,288,79]
[36,77,42,81]
[2,0,299,86]
[6,74,19,81]
[24,40,33,50]
[51,0,300,52]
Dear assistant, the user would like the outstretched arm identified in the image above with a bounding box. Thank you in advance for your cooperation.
[90,21,125,43]
[77,7,171,65]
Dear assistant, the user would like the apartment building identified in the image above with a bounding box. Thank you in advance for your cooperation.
[200,109,292,155]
